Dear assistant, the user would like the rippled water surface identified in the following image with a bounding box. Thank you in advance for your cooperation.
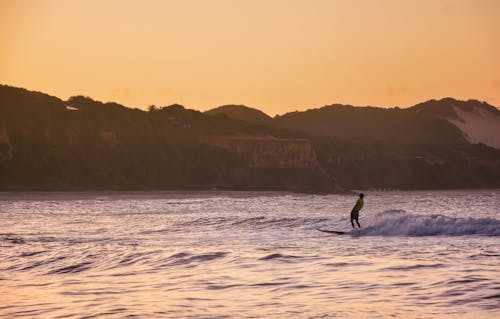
[1,191,499,318]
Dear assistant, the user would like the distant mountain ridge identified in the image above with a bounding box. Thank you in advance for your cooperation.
[206,98,500,149]
[1,84,500,191]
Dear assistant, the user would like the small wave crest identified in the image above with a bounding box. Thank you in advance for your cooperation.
[360,210,499,236]
[259,253,301,261]
[1,234,25,245]
[159,251,228,267]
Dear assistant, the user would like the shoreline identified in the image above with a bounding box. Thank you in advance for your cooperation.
[0,190,295,201]
[0,188,499,201]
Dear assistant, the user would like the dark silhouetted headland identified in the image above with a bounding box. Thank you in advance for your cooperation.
[1,84,499,191]
[0,85,335,192]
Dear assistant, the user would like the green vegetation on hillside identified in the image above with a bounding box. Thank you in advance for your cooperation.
[0,85,331,192]
[209,99,500,190]
[1,85,499,191]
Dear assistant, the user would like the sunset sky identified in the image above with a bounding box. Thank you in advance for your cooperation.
[1,0,499,115]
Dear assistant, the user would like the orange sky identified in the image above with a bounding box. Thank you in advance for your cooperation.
[1,0,499,115]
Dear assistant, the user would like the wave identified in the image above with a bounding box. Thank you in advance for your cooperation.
[0,234,25,244]
[259,253,301,261]
[359,210,499,236]
[159,251,228,267]
[176,216,329,230]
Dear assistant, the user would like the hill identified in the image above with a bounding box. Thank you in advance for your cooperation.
[0,85,335,192]
[270,98,500,189]
[1,85,499,191]
[411,98,500,149]
[205,105,272,125]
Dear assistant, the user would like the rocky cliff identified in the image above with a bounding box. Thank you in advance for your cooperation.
[0,126,13,161]
[201,134,339,192]
[203,134,319,169]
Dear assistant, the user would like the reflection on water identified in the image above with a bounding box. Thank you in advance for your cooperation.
[0,191,499,318]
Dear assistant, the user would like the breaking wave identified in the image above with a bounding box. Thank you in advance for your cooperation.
[360,210,500,236]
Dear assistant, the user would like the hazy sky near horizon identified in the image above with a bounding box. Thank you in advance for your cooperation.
[1,0,499,115]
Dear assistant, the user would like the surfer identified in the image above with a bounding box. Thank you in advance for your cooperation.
[350,193,364,228]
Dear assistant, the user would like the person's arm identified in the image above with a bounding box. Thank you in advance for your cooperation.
[358,199,363,211]
[352,199,359,211]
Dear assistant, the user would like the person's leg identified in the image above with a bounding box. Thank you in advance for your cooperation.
[351,210,358,228]
[355,218,361,228]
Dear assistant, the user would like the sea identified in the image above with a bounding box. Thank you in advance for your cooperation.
[1,190,499,319]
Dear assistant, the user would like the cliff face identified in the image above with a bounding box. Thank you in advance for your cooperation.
[201,134,339,193]
[0,127,13,160]
[203,135,320,169]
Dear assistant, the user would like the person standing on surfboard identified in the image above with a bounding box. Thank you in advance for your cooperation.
[351,193,364,228]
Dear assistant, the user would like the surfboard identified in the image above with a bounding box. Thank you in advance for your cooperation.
[316,228,346,235]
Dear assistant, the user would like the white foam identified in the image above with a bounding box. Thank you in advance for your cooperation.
[360,210,499,236]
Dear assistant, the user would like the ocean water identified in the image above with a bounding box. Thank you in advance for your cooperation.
[0,191,499,319]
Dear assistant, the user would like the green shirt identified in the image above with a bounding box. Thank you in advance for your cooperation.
[353,198,364,212]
